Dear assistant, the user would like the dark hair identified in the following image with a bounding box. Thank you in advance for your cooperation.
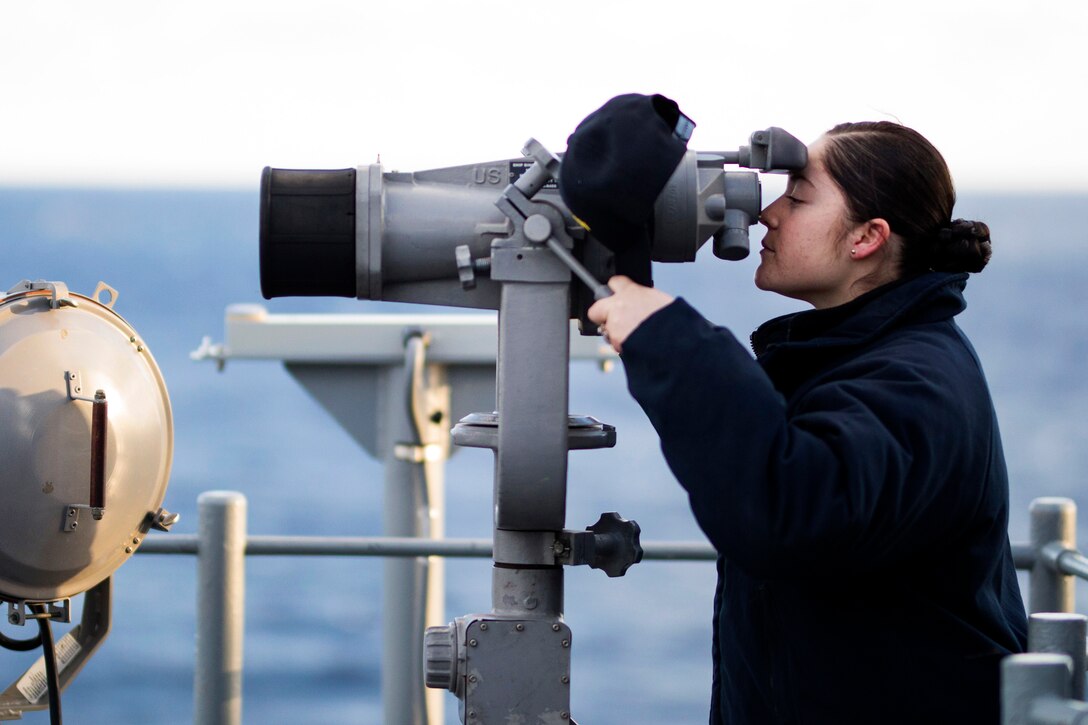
[822,121,991,275]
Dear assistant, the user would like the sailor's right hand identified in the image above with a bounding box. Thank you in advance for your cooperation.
[587,276,673,353]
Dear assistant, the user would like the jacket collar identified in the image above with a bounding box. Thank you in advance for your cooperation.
[751,272,969,359]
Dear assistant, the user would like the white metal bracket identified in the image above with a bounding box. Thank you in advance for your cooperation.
[5,280,76,309]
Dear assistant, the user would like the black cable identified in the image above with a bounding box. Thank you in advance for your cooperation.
[31,605,62,725]
[0,629,42,652]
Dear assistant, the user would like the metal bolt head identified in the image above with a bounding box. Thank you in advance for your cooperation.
[125,546,133,554]
[468,674,477,683]
[561,675,570,684]
[561,639,570,648]
[468,710,477,720]
[132,537,140,545]
[552,624,561,632]
[479,623,488,631]
[9,613,19,624]
[469,638,478,647]
[561,712,569,720]
[515,623,524,632]
[523,214,553,243]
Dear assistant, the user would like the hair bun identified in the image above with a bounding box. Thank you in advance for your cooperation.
[931,218,992,273]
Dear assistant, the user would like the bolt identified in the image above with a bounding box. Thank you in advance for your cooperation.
[479,623,488,631]
[132,537,140,545]
[468,711,477,720]
[68,510,75,517]
[136,345,144,352]
[71,521,77,529]
[469,639,478,647]
[561,675,569,684]
[552,624,561,632]
[9,613,19,624]
[468,675,477,683]
[561,712,569,720]
[515,623,524,632]
[561,639,570,648]
[125,546,133,554]
[129,336,136,343]
[523,214,553,243]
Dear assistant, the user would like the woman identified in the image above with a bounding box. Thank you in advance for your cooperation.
[588,122,1028,724]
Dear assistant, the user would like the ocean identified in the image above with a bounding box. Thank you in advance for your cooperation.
[0,188,1086,723]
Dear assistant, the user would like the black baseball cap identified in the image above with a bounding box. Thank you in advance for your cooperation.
[559,94,695,286]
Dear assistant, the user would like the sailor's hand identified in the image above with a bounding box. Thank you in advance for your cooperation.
[587,276,673,353]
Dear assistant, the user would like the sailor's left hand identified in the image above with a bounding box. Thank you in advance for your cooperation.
[587,276,674,353]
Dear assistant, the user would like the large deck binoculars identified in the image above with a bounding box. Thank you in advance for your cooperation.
[259,127,807,320]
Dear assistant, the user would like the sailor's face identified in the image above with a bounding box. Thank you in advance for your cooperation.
[756,138,856,309]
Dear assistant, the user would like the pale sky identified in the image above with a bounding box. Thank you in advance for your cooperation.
[1,1,1085,191]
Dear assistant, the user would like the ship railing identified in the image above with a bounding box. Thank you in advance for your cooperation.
[138,493,1088,725]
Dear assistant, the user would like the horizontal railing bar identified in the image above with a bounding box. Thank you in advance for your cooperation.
[640,542,718,561]
[135,537,1065,570]
[137,535,719,561]
[138,535,198,554]
[1055,549,1088,580]
[246,536,493,558]
[1013,543,1036,570]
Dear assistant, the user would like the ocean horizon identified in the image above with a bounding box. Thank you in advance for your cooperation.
[1,187,1086,723]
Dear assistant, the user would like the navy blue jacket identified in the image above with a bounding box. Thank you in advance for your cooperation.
[621,272,1027,724]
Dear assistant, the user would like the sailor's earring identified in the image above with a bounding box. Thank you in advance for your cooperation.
[850,248,857,255]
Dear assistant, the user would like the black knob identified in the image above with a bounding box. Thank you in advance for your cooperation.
[587,512,643,578]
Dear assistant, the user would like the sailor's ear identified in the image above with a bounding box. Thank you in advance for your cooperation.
[849,218,891,259]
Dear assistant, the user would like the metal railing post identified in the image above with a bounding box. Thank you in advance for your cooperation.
[1029,613,1088,700]
[194,491,247,725]
[1002,653,1073,725]
[1030,498,1077,614]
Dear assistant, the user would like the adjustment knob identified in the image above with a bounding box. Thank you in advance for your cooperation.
[423,624,458,692]
[587,512,644,578]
